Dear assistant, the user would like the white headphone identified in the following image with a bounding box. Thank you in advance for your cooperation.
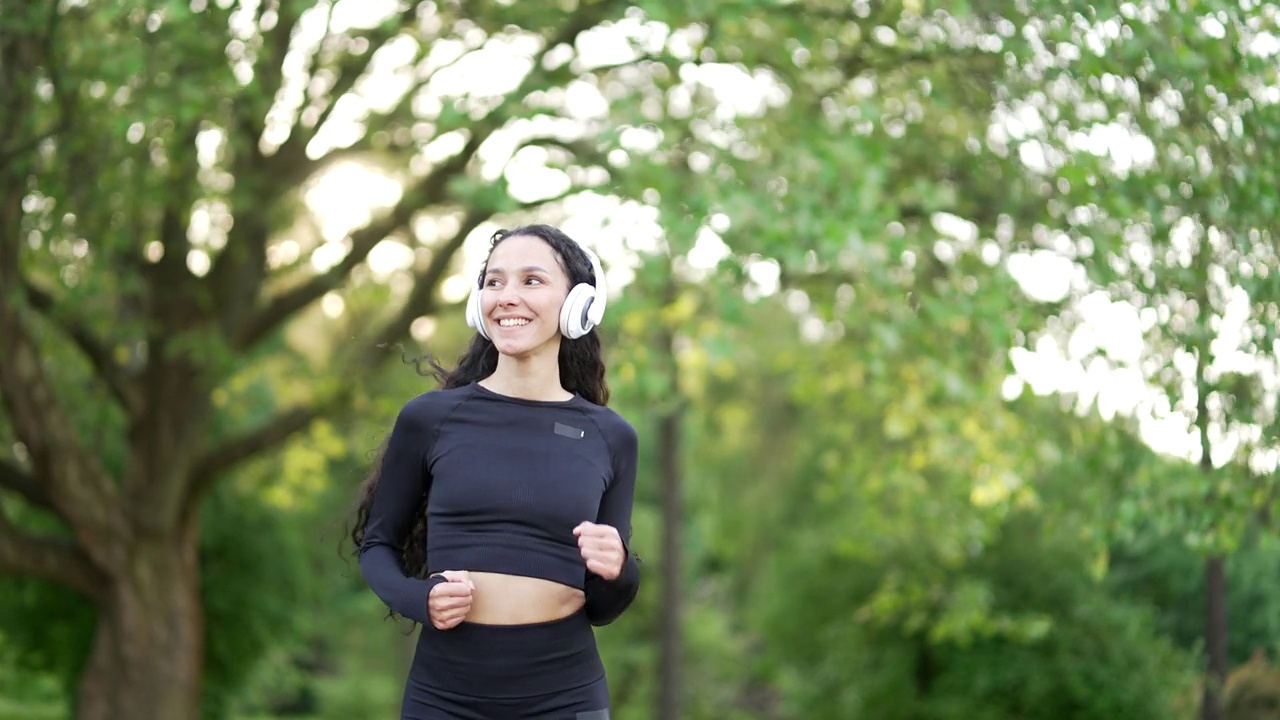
[465,242,608,341]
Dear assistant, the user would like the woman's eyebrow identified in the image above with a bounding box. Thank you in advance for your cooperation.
[485,265,552,276]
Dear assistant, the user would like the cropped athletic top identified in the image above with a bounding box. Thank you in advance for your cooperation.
[359,382,640,627]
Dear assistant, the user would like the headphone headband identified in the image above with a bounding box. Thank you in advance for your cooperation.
[580,245,607,326]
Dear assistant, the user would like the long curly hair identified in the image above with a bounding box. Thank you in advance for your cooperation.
[347,224,611,586]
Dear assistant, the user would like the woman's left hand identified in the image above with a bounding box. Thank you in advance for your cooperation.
[573,521,624,580]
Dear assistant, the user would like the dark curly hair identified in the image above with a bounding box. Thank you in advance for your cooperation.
[347,224,611,599]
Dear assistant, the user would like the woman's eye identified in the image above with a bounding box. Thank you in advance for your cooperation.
[525,277,543,285]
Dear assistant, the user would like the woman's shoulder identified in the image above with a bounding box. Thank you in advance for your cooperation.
[397,385,474,424]
[580,402,638,446]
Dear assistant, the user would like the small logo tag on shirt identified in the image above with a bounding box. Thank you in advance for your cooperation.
[554,422,584,439]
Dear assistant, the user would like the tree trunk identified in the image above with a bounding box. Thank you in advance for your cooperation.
[75,534,204,720]
[657,407,684,720]
[1193,337,1227,720]
[655,277,686,720]
[1201,553,1228,720]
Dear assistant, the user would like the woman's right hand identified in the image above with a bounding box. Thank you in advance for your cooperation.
[428,570,474,630]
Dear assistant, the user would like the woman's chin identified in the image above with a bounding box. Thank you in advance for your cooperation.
[493,335,559,360]
[493,336,538,356]
[494,342,526,358]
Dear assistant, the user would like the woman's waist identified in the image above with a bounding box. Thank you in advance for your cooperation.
[464,571,586,625]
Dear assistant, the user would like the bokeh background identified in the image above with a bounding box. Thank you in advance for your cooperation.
[2,1,1279,719]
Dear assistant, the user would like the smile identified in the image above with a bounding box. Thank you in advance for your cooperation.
[497,318,530,327]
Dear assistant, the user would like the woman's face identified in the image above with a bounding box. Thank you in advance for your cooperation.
[480,234,573,360]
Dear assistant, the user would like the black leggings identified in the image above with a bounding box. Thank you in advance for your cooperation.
[401,609,611,720]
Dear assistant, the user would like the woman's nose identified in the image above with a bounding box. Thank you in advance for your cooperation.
[495,282,519,305]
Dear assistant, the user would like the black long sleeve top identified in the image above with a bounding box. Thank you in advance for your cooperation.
[359,382,641,626]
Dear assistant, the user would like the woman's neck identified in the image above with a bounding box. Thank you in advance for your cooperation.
[480,355,572,402]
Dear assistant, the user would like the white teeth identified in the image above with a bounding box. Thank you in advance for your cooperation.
[498,318,530,327]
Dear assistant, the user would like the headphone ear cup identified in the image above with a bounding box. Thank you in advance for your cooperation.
[466,285,488,340]
[559,283,595,339]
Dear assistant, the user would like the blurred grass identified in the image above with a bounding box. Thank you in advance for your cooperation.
[0,699,63,720]
[0,665,65,720]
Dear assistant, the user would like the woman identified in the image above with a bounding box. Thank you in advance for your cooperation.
[350,224,641,720]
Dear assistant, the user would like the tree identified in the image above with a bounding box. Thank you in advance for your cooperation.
[660,251,1196,719]
[1003,3,1280,718]
[590,3,1056,715]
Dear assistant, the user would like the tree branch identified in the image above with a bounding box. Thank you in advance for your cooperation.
[0,457,52,512]
[235,131,487,350]
[0,118,68,168]
[365,205,489,359]
[203,0,322,328]
[184,390,351,512]
[206,6,416,333]
[536,137,614,174]
[22,279,139,413]
[0,2,74,166]
[0,191,128,576]
[0,501,106,601]
[236,0,312,150]
[260,2,424,195]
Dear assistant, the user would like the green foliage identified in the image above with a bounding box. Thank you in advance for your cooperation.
[754,511,1195,720]
[1108,529,1280,667]
[1015,0,1280,550]
[0,577,95,695]
[199,483,313,720]
[222,588,410,720]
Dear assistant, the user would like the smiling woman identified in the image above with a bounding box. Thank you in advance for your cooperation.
[349,224,640,720]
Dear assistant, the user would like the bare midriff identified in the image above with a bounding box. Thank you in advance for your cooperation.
[464,571,586,625]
